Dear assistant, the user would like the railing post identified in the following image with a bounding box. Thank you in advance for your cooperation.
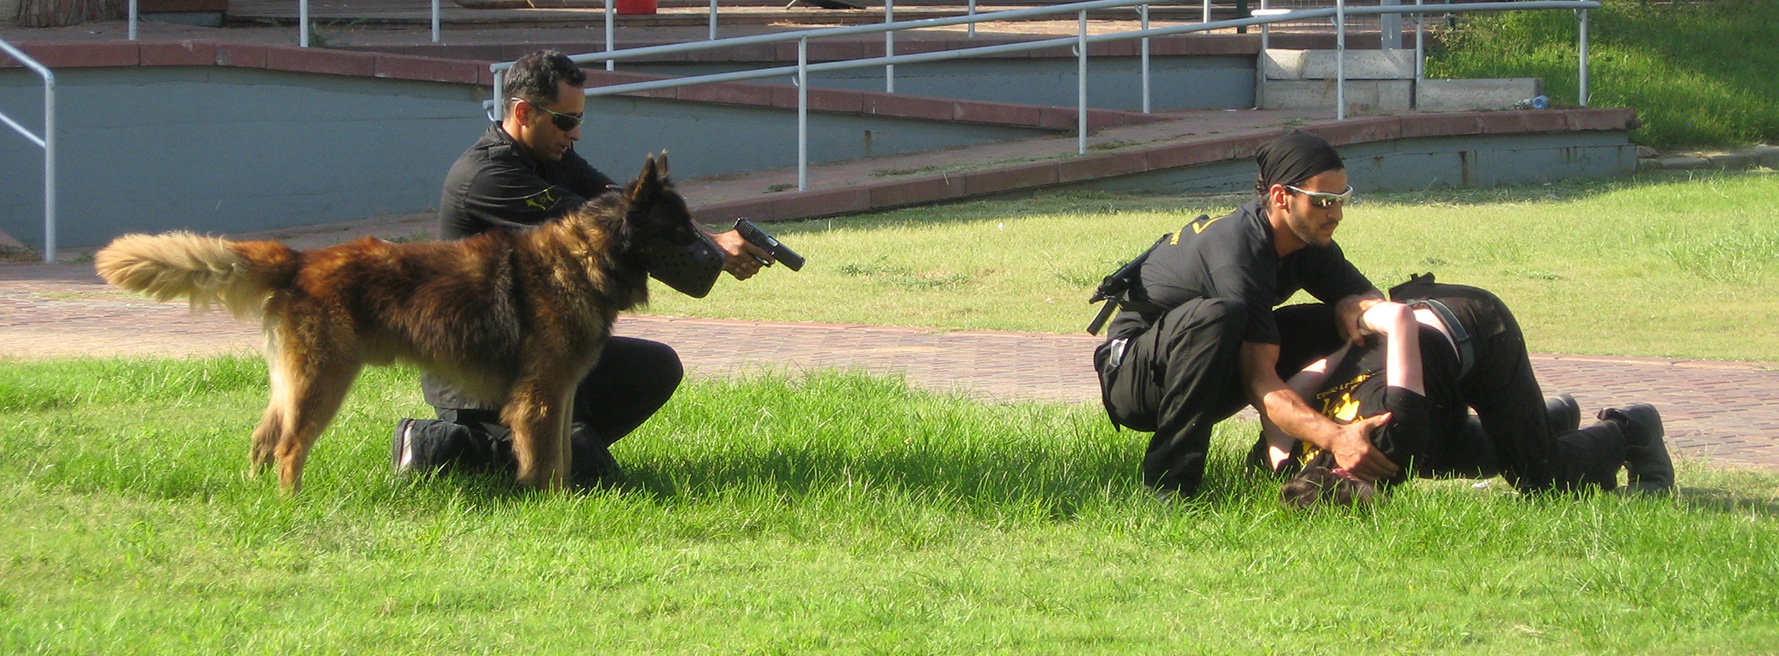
[1415,0,1424,80]
[1381,0,1400,52]
[1335,0,1346,121]
[710,0,719,40]
[1078,10,1088,156]
[300,0,310,47]
[1140,3,1151,114]
[1578,7,1589,107]
[1413,0,1424,109]
[968,0,977,38]
[798,38,809,192]
[1202,0,1210,23]
[43,77,55,263]
[605,0,616,70]
[1259,0,1269,51]
[432,0,441,43]
[491,69,505,121]
[884,0,895,93]
[129,0,138,40]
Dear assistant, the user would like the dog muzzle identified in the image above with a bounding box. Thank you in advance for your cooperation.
[645,231,724,298]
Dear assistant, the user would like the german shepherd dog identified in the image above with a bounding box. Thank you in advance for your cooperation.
[95,155,694,494]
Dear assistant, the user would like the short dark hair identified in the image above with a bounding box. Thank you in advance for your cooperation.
[505,50,587,109]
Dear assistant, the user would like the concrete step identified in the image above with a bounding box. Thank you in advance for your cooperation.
[1263,48,1415,80]
[1260,77,1544,113]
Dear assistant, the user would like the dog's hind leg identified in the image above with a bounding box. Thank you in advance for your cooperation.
[248,350,289,476]
[269,345,363,495]
[249,404,282,477]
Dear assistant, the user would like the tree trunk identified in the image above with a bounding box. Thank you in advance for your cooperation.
[17,0,123,28]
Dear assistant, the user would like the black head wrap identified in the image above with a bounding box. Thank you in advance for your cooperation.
[1254,130,1345,196]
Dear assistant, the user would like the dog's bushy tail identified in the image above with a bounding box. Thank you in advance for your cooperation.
[94,231,298,320]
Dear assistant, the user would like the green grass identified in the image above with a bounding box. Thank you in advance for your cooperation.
[2,357,1777,653]
[1425,0,1779,150]
[656,169,1779,362]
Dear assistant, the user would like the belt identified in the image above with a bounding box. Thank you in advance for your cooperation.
[1408,299,1475,378]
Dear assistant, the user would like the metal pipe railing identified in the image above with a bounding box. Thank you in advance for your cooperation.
[0,38,57,263]
[488,0,1600,191]
[1077,10,1089,155]
[1336,0,1346,120]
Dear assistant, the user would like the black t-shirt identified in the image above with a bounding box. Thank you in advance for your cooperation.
[1107,199,1375,342]
[1303,324,1467,471]
[424,124,618,410]
[437,123,618,240]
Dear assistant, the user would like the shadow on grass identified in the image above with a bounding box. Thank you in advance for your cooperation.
[1676,487,1779,517]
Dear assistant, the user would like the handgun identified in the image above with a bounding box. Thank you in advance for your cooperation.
[1086,232,1173,335]
[733,218,805,271]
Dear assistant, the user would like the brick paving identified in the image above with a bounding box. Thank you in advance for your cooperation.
[4,263,1776,471]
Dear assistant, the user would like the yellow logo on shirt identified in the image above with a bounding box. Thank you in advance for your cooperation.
[1188,215,1227,234]
[523,188,560,211]
[1315,373,1372,422]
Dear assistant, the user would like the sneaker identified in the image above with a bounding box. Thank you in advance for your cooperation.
[391,418,462,475]
[1546,393,1581,434]
[1600,404,1674,495]
[391,418,417,473]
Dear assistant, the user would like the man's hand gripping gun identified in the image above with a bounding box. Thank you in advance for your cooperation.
[733,218,805,271]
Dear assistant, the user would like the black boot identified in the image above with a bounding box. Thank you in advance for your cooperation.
[1599,404,1674,495]
[1546,393,1581,434]
[569,423,624,488]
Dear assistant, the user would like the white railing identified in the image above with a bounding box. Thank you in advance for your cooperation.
[0,38,56,263]
[488,0,1597,191]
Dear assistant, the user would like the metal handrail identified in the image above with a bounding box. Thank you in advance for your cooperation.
[126,0,444,46]
[0,37,57,262]
[487,0,1599,191]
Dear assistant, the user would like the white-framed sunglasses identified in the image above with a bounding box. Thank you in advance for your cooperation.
[1284,184,1355,208]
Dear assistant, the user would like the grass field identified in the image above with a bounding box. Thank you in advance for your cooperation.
[1426,0,1779,150]
[647,169,1779,363]
[3,358,1776,654]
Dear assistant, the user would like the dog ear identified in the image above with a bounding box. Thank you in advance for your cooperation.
[630,154,662,209]
[656,150,670,176]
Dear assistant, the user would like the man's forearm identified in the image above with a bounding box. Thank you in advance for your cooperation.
[1242,342,1343,451]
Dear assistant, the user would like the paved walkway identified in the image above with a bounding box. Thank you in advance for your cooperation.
[4,262,1777,471]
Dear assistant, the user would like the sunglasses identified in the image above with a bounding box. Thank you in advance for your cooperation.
[511,98,583,132]
[1284,184,1355,209]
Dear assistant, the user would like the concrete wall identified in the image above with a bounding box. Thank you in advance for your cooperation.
[1073,131,1638,194]
[0,67,488,249]
[627,55,1257,111]
[581,94,1046,183]
[0,66,1047,248]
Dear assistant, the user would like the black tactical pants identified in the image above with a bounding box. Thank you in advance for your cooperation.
[1097,301,1346,496]
[1390,280,1626,491]
[415,336,684,479]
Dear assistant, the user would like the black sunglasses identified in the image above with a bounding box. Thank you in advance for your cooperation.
[511,98,583,132]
